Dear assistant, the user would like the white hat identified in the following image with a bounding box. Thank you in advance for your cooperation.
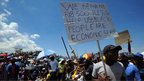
[59,59,65,64]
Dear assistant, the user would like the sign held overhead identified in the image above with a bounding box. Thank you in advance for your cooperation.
[115,30,131,45]
[61,2,116,44]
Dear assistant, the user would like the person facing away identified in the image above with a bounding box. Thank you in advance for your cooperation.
[119,52,141,81]
[7,59,20,81]
[133,53,144,80]
[92,45,125,81]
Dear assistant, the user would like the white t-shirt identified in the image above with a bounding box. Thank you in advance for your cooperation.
[49,60,58,72]
[92,61,116,81]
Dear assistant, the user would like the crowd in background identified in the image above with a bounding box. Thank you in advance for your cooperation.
[0,44,144,81]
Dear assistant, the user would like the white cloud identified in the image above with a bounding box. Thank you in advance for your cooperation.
[0,10,43,53]
[0,13,8,21]
[5,0,9,2]
[0,0,9,7]
[30,34,40,39]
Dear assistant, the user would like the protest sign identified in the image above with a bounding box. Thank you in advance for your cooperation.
[115,30,131,45]
[61,2,116,44]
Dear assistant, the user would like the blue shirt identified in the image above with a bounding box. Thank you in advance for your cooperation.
[125,62,141,81]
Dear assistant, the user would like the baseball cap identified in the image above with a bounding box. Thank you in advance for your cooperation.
[134,53,143,58]
[103,45,122,54]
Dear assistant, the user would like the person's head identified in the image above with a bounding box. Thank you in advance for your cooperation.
[11,59,16,65]
[119,52,130,65]
[133,53,144,68]
[59,59,66,65]
[92,58,98,63]
[49,56,55,61]
[103,45,122,65]
[67,59,72,63]
[133,53,143,61]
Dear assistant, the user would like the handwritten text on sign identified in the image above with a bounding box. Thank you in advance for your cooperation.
[61,2,115,44]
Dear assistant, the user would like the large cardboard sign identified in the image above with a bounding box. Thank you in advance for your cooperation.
[115,30,131,45]
[61,2,116,44]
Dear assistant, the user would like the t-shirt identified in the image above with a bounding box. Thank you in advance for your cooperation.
[85,64,93,80]
[110,62,125,80]
[92,61,116,81]
[49,60,58,72]
[58,63,66,73]
[125,62,141,81]
[8,64,20,78]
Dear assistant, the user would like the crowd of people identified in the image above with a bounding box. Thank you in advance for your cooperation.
[0,44,144,81]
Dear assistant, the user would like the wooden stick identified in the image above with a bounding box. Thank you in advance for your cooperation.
[128,39,132,53]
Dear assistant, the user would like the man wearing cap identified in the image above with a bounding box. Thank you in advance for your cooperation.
[133,53,144,80]
[92,45,125,81]
[133,53,144,69]
[119,52,141,81]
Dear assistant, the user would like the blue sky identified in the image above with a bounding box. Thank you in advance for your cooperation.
[0,0,144,56]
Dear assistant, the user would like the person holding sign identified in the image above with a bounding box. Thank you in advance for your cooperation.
[92,45,125,81]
